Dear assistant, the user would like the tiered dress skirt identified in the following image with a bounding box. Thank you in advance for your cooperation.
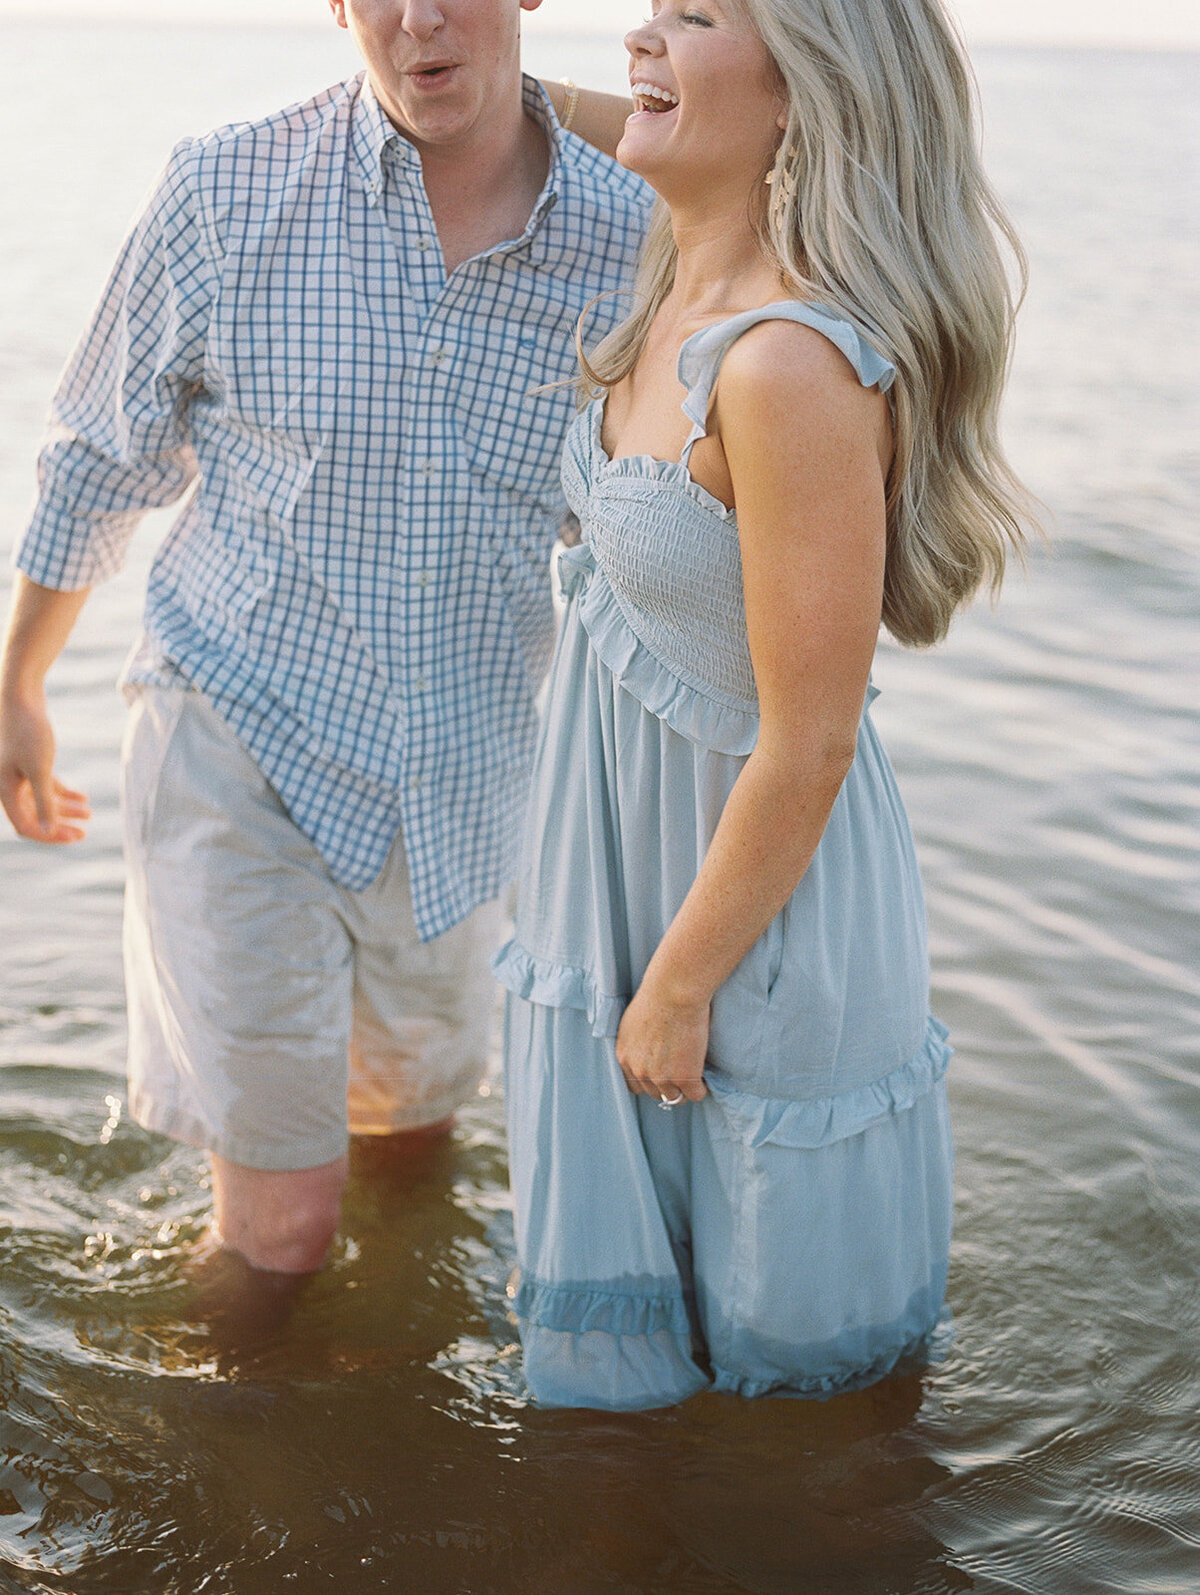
[494,538,954,1410]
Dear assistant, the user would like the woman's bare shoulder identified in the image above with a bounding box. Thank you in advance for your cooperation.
[715,311,893,479]
[717,313,878,414]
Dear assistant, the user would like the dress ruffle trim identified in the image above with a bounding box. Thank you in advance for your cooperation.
[512,1274,695,1338]
[497,935,953,1144]
[492,939,626,1037]
[512,1275,950,1405]
[677,301,896,437]
[558,542,761,756]
[585,402,740,525]
[709,1317,951,1401]
[707,1015,952,1149]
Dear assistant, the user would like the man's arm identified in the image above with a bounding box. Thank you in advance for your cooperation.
[19,142,207,600]
[0,576,92,843]
[3,140,214,846]
[541,81,633,161]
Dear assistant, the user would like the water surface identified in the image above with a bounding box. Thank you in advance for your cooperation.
[1,26,1197,1594]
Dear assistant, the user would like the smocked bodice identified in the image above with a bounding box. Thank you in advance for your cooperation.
[562,401,755,704]
[559,301,895,712]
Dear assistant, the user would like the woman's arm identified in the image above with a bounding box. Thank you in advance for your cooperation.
[540,80,633,160]
[614,322,893,1102]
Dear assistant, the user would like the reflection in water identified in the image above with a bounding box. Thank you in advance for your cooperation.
[1,27,1198,1595]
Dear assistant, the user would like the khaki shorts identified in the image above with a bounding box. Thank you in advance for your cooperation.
[120,688,504,1171]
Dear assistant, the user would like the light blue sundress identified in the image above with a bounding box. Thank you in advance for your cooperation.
[494,302,954,1410]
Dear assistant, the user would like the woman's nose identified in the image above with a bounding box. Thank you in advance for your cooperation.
[624,20,663,57]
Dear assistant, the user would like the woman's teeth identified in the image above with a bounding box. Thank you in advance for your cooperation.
[631,82,680,113]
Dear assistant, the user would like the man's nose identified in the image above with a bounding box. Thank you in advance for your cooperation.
[399,0,445,43]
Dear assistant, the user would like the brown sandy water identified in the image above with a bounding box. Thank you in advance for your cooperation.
[1,25,1197,1595]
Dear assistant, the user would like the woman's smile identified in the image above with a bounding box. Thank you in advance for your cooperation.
[629,80,681,117]
[618,0,784,195]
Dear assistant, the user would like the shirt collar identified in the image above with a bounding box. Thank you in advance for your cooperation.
[518,75,566,261]
[350,73,405,206]
[349,71,566,246]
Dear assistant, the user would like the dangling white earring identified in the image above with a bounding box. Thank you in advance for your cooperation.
[766,146,798,227]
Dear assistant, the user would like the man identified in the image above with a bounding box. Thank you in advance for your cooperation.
[0,0,646,1281]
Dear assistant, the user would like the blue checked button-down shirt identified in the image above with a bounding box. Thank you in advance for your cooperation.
[16,73,652,938]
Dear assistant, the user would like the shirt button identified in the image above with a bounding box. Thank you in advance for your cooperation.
[430,348,447,365]
[416,570,433,588]
[419,459,436,477]
[409,775,424,791]
[414,675,428,692]
[416,237,432,252]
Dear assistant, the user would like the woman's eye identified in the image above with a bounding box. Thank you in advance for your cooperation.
[641,4,712,24]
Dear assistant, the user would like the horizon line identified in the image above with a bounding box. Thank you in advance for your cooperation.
[0,9,1198,53]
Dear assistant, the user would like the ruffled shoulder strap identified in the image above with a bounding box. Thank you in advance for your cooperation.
[676,300,896,465]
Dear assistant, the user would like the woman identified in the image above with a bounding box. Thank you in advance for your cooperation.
[495,0,1028,1409]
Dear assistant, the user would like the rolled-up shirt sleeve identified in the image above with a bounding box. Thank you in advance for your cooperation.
[15,138,217,590]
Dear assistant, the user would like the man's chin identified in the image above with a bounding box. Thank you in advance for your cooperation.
[377,89,478,149]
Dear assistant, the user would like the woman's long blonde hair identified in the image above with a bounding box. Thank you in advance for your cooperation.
[580,0,1030,648]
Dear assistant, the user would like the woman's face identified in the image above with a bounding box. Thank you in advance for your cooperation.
[618,0,785,203]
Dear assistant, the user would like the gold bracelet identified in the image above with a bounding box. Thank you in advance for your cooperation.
[559,78,580,134]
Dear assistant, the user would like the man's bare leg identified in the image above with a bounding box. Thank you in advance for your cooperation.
[191,1132,457,1352]
[183,1155,349,1355]
[211,1153,349,1274]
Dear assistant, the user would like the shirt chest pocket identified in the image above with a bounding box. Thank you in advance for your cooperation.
[454,317,579,503]
[206,267,336,451]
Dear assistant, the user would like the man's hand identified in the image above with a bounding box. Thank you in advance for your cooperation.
[0,692,90,843]
[0,575,93,844]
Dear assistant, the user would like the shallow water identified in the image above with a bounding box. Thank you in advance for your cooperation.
[1,24,1198,1595]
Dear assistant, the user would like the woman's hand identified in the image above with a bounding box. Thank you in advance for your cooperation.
[615,976,710,1105]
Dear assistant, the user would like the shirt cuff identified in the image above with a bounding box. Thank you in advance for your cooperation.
[12,498,137,589]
